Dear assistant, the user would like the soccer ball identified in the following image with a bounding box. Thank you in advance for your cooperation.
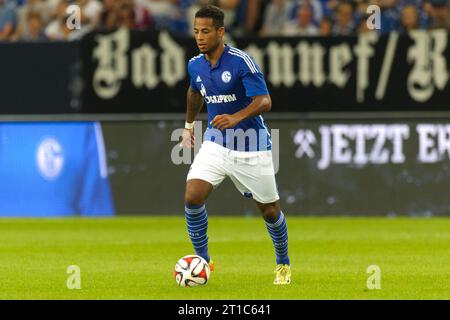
[174,255,210,287]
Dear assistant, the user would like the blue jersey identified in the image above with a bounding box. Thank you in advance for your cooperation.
[188,45,272,152]
[0,122,115,217]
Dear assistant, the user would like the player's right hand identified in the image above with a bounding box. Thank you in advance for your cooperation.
[180,128,195,148]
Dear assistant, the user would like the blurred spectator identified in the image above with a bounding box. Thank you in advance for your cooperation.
[44,0,70,40]
[324,0,339,14]
[43,0,104,39]
[47,0,62,13]
[319,15,332,35]
[76,0,103,27]
[0,0,16,40]
[379,0,401,33]
[399,4,420,32]
[241,0,265,35]
[357,12,376,33]
[21,10,47,40]
[260,0,291,36]
[283,2,319,36]
[332,1,356,35]
[134,1,154,29]
[287,0,323,25]
[353,0,370,22]
[428,0,450,29]
[117,0,138,29]
[96,0,118,30]
[0,0,449,41]
[44,0,88,40]
[217,0,241,27]
[138,0,181,30]
[12,0,51,41]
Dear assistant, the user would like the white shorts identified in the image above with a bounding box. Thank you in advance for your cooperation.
[187,141,280,204]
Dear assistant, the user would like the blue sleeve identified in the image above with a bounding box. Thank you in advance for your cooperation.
[77,122,115,216]
[239,58,269,97]
[188,62,199,92]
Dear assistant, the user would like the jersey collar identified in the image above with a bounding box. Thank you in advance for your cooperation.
[205,45,230,70]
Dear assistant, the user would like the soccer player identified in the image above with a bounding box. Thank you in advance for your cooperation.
[180,5,291,285]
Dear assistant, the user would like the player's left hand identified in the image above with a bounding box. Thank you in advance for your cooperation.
[210,114,241,130]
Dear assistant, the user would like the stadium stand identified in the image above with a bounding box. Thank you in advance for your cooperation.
[0,0,449,42]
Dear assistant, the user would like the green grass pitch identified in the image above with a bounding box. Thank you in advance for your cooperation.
[0,217,449,299]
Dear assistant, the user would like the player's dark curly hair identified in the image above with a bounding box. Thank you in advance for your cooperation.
[195,5,225,29]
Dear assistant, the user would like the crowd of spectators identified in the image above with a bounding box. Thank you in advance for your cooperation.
[0,0,449,41]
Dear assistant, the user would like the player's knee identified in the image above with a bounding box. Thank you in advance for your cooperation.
[261,205,280,223]
[184,191,205,207]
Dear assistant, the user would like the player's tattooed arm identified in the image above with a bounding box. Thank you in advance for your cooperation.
[186,87,204,123]
[181,87,204,148]
[211,94,272,130]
